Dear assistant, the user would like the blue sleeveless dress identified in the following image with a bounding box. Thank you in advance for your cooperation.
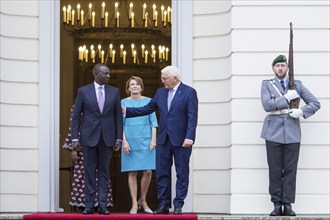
[121,97,158,172]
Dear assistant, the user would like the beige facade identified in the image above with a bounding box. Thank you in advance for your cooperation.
[192,0,330,214]
[0,0,329,214]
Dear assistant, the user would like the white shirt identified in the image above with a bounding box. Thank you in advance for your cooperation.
[171,82,181,96]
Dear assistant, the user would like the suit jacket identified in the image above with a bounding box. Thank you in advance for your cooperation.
[260,78,320,144]
[126,82,198,146]
[71,83,123,147]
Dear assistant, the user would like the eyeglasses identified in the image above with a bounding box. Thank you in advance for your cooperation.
[160,77,172,82]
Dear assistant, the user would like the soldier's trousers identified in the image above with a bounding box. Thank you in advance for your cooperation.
[265,140,300,204]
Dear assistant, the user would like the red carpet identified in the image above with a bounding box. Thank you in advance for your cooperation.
[23,212,197,220]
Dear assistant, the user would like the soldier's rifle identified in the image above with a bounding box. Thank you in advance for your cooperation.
[288,22,299,109]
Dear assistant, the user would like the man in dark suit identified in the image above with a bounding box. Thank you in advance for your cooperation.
[122,65,198,214]
[71,63,123,215]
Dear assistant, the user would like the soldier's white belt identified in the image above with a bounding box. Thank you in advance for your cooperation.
[269,109,291,115]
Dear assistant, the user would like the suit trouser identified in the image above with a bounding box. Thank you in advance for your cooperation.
[156,136,192,208]
[266,140,300,204]
[82,134,113,209]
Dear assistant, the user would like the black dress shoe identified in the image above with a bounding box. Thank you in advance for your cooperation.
[283,203,296,216]
[173,207,182,215]
[82,208,93,214]
[98,207,109,215]
[153,206,170,214]
[270,203,282,216]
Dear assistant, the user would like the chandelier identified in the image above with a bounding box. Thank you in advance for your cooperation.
[62,0,172,71]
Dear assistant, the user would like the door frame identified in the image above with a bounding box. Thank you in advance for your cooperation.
[39,0,60,212]
[38,0,193,212]
[171,0,193,212]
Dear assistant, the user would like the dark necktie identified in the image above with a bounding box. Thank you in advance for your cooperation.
[280,80,285,91]
[98,86,104,113]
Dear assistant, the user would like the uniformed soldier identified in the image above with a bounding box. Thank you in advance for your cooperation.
[260,55,321,216]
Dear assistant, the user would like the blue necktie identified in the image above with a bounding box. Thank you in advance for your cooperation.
[167,89,174,110]
[280,80,285,91]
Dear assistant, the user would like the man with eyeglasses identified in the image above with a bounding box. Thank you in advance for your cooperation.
[122,65,198,215]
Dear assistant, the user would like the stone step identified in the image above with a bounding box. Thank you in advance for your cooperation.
[0,213,329,220]
[198,214,330,220]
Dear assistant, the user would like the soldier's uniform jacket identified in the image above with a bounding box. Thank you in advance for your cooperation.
[260,78,320,144]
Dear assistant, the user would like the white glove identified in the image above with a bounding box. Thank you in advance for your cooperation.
[284,89,299,101]
[289,108,303,118]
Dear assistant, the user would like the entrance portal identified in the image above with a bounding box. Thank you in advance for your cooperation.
[59,0,171,212]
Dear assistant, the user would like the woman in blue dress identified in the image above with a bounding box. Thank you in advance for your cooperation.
[121,76,158,214]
